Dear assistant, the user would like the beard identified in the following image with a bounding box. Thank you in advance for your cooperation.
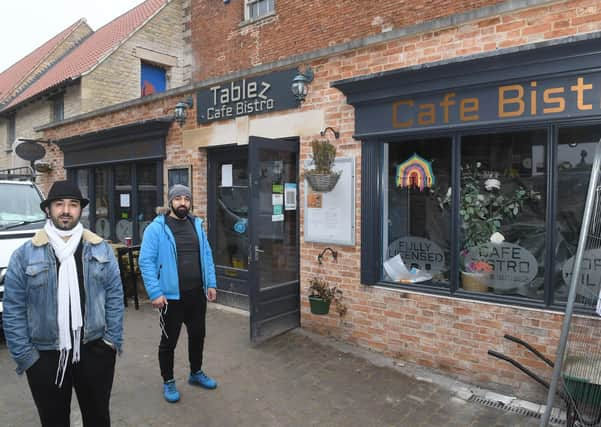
[51,214,80,231]
[171,204,189,219]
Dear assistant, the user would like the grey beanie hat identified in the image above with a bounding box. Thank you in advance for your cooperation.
[168,184,192,203]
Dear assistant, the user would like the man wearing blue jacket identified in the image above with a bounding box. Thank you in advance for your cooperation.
[139,184,218,403]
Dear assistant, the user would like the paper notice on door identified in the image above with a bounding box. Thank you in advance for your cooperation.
[120,193,130,208]
[272,194,283,205]
[221,164,233,187]
[284,183,296,210]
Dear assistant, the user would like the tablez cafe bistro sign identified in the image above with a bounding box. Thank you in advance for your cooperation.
[196,68,299,124]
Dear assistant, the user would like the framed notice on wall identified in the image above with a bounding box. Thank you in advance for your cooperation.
[304,157,355,246]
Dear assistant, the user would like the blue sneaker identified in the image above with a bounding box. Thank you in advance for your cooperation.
[163,379,180,403]
[188,370,217,389]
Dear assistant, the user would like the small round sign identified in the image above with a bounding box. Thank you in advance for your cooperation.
[15,141,46,161]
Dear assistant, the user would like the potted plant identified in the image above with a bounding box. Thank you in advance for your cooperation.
[308,277,347,316]
[303,139,341,193]
[438,162,541,290]
[461,260,493,292]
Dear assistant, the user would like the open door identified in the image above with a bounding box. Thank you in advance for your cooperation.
[248,136,300,343]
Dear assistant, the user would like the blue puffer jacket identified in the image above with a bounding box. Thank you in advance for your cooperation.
[138,214,216,301]
[3,229,124,375]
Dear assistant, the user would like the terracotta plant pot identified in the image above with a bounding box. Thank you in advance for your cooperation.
[461,271,490,292]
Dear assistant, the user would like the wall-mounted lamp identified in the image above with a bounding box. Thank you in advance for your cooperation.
[320,126,340,139]
[291,67,314,103]
[317,247,338,265]
[174,96,194,127]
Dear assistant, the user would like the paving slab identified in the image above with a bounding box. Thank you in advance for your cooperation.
[0,301,541,426]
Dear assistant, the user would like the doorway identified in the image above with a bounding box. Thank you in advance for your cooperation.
[207,136,300,342]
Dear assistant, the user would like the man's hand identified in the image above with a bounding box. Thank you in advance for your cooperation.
[151,295,167,309]
[207,288,217,302]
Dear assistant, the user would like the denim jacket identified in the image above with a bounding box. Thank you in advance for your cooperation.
[139,214,216,302]
[2,229,124,374]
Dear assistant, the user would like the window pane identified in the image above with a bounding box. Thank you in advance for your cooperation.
[384,138,451,286]
[555,126,601,304]
[215,159,248,271]
[460,130,546,299]
[76,169,90,228]
[95,167,111,240]
[137,162,158,241]
[114,165,132,244]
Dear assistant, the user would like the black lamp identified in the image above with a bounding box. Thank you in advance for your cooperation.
[291,67,314,103]
[174,96,194,126]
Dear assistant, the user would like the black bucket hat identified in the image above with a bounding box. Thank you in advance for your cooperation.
[40,180,89,212]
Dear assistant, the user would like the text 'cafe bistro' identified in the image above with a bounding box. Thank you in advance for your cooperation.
[334,36,601,309]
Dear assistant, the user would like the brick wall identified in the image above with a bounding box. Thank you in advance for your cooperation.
[81,0,187,113]
[190,0,507,79]
[297,0,601,400]
[40,0,601,401]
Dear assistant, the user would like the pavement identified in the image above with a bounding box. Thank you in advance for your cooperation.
[0,301,546,426]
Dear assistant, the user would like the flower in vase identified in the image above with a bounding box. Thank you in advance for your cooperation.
[490,232,505,244]
[484,178,501,191]
[468,260,493,273]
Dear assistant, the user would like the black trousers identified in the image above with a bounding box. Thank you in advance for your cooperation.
[25,339,116,427]
[159,287,207,382]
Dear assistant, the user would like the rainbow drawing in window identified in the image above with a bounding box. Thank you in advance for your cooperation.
[395,153,436,191]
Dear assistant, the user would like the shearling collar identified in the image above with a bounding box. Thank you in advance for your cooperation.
[31,228,104,247]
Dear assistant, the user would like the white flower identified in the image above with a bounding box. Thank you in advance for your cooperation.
[490,232,505,243]
[476,162,482,168]
[484,178,501,191]
[446,187,452,197]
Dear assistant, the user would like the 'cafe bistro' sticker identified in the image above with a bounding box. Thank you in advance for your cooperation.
[464,242,538,291]
[562,249,601,299]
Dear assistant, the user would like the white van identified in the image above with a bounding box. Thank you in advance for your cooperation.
[0,168,46,335]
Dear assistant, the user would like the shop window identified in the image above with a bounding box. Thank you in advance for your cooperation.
[76,169,90,228]
[114,165,133,244]
[72,161,161,244]
[383,138,451,287]
[141,62,166,97]
[244,0,274,21]
[369,128,557,306]
[555,125,601,305]
[459,131,546,299]
[95,167,111,240]
[137,162,158,239]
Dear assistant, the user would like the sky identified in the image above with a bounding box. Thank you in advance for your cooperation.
[0,0,146,73]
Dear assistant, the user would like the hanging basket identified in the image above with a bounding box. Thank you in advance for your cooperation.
[304,171,341,193]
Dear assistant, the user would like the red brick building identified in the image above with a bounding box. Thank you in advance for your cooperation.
[38,0,601,400]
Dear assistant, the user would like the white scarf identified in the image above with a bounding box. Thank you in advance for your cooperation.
[44,219,84,387]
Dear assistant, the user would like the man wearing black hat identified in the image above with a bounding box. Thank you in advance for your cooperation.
[2,180,124,427]
[139,184,218,403]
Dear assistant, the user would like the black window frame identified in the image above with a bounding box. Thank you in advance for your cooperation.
[361,118,601,311]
